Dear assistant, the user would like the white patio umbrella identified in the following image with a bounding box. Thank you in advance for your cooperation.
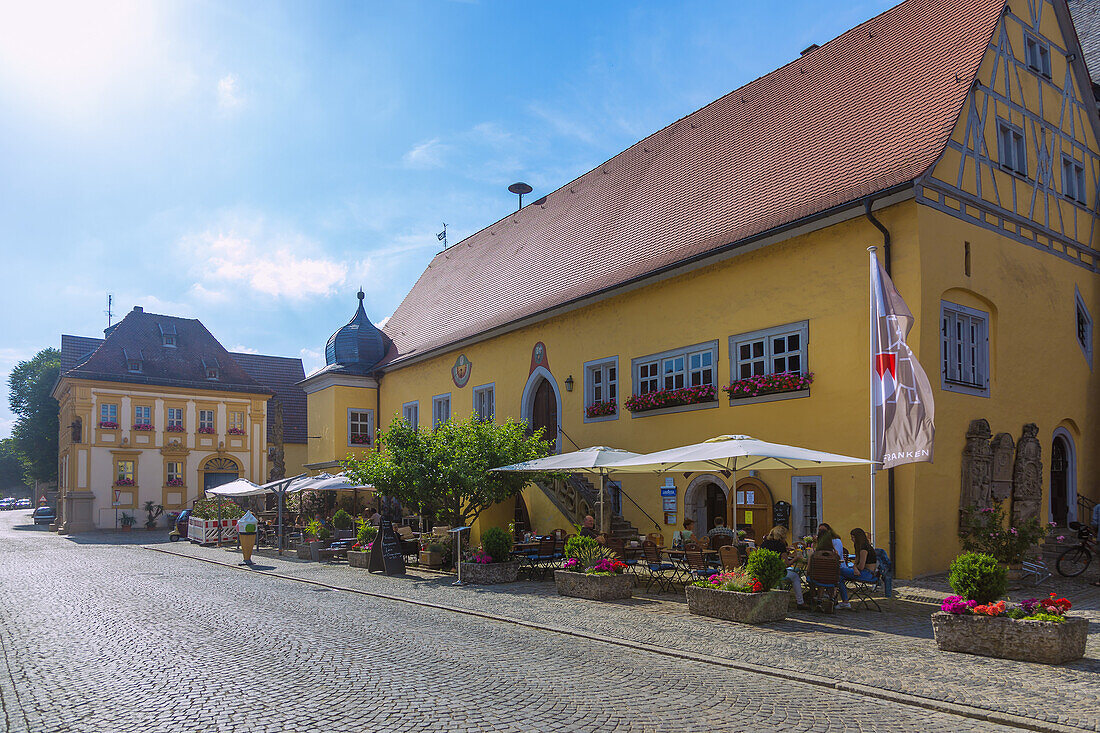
[492,446,643,534]
[259,473,307,554]
[603,435,869,537]
[205,478,268,497]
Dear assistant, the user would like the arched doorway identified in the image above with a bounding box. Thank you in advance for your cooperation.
[521,367,561,453]
[684,474,729,533]
[730,476,773,542]
[201,456,240,494]
[1050,431,1076,525]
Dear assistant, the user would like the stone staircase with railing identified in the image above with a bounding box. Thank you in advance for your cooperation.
[533,473,644,543]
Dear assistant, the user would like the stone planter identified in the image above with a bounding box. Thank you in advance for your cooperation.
[554,570,633,601]
[460,559,520,584]
[296,542,313,560]
[931,612,1088,664]
[419,550,442,568]
[685,585,788,624]
[308,541,327,562]
[347,550,370,569]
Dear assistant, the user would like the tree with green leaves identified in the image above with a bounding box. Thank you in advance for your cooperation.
[8,348,60,483]
[0,438,27,494]
[344,415,551,529]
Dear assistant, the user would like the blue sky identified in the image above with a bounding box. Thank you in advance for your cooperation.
[0,0,893,437]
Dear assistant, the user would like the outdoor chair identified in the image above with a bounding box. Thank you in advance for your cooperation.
[684,550,717,582]
[646,532,664,546]
[530,535,560,580]
[718,545,740,571]
[642,540,677,593]
[696,535,710,549]
[605,538,639,584]
[806,550,841,613]
[710,534,733,551]
[683,540,700,551]
[844,571,883,612]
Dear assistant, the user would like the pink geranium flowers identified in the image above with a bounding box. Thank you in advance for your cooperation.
[723,372,813,399]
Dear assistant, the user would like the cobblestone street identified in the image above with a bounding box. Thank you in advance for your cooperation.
[0,512,1094,732]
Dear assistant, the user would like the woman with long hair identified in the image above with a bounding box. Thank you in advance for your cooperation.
[813,523,843,555]
[836,527,878,610]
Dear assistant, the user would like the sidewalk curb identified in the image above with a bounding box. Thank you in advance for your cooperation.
[149,546,1086,733]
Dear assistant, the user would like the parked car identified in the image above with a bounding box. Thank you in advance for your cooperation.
[169,510,191,541]
[16,498,32,509]
[32,506,56,525]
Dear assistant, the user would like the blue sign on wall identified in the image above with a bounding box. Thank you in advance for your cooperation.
[660,488,676,498]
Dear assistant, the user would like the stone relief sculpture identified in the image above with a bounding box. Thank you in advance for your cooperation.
[960,419,993,515]
[1012,423,1043,525]
[990,432,1015,502]
[268,398,286,482]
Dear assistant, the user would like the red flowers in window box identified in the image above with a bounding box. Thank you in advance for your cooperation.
[624,384,717,413]
[226,428,246,435]
[132,424,154,431]
[166,425,185,433]
[349,434,371,445]
[167,478,185,487]
[114,478,135,487]
[585,400,616,418]
[723,372,813,399]
[197,426,215,434]
[99,421,119,429]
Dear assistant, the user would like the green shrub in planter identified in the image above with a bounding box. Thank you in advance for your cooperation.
[948,552,1006,604]
[745,548,785,590]
[564,535,604,567]
[357,521,377,546]
[481,526,513,563]
[306,519,331,544]
[332,509,354,531]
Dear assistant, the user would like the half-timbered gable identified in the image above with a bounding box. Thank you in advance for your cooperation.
[921,0,1100,269]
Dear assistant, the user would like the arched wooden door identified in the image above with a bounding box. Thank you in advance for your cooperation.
[531,379,558,448]
[728,477,773,542]
[1051,436,1070,526]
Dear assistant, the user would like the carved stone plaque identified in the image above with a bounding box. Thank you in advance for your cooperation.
[990,433,1015,502]
[960,419,993,514]
[1012,423,1043,525]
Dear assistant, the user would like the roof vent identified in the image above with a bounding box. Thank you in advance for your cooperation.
[800,44,820,56]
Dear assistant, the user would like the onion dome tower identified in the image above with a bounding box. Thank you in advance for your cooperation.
[324,289,389,374]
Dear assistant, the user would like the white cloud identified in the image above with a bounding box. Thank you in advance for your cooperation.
[402,137,446,169]
[217,73,243,109]
[230,344,258,354]
[527,103,596,145]
[299,347,325,375]
[375,316,389,329]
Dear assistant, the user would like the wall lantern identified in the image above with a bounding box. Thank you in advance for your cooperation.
[565,375,574,392]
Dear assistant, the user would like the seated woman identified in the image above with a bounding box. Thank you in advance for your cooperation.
[836,527,877,610]
[672,518,697,547]
[759,525,809,610]
[814,523,844,556]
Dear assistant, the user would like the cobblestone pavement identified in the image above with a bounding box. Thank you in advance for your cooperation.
[0,514,1084,733]
[155,532,1100,732]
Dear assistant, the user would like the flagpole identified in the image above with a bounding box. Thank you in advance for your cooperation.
[868,245,878,547]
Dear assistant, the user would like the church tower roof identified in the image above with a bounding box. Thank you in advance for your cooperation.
[324,289,388,373]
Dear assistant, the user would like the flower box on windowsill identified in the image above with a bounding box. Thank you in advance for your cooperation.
[724,372,813,401]
[585,400,617,419]
[197,427,216,435]
[132,424,154,431]
[114,479,136,487]
[167,479,185,487]
[166,425,185,433]
[98,421,120,430]
[624,384,717,414]
[349,434,371,445]
[226,428,246,436]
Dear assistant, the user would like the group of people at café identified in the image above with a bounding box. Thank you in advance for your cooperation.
[678,518,878,611]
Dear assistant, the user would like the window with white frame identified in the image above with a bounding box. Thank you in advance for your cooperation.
[791,476,822,540]
[134,405,152,427]
[167,461,183,484]
[473,384,495,421]
[997,120,1027,176]
[585,357,618,416]
[941,301,990,395]
[632,341,718,397]
[730,321,809,381]
[348,409,374,446]
[167,407,183,429]
[99,403,118,425]
[1076,289,1092,364]
[402,401,419,430]
[228,411,245,434]
[1062,156,1086,204]
[199,409,215,431]
[1025,32,1052,77]
[432,394,451,428]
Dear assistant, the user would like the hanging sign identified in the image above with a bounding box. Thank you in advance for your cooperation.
[773,500,792,528]
[368,519,406,575]
[743,510,754,524]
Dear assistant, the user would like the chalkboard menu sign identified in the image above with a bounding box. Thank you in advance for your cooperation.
[368,519,406,575]
[773,500,791,528]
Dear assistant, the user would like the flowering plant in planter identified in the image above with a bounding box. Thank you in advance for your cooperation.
[958,501,1047,564]
[940,593,1072,623]
[562,557,581,571]
[167,478,185,487]
[349,433,371,445]
[585,558,627,576]
[724,372,814,399]
[469,549,493,564]
[226,428,246,435]
[166,425,185,432]
[585,400,616,418]
[197,426,216,434]
[624,384,717,413]
[132,423,154,431]
[99,421,119,429]
[114,478,135,487]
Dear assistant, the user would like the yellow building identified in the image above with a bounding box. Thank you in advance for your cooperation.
[53,306,308,532]
[308,0,1100,577]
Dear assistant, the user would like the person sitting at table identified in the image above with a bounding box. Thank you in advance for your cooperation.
[578,515,599,538]
[369,508,382,527]
[836,527,877,610]
[673,518,696,547]
[814,523,845,556]
[760,526,809,610]
[707,517,737,541]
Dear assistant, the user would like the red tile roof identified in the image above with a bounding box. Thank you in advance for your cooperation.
[381,0,1001,365]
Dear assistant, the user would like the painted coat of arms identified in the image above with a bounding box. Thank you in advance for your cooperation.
[452,354,472,387]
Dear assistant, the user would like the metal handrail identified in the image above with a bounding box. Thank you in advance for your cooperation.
[616,484,662,532]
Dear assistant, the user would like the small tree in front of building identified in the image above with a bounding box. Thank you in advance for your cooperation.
[344,415,552,529]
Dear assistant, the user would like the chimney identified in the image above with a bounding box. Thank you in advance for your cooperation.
[133,306,143,313]
[800,43,820,56]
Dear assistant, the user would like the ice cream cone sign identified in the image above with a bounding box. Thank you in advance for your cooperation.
[237,511,258,565]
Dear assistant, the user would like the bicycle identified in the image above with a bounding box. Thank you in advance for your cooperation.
[1055,522,1096,577]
